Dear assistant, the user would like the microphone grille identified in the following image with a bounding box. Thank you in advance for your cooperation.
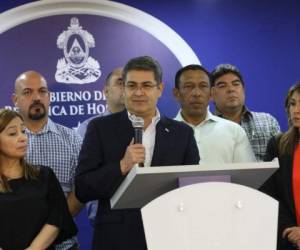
[131,115,144,128]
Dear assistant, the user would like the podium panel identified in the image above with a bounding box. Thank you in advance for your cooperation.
[141,182,278,250]
[110,160,279,209]
[178,174,231,187]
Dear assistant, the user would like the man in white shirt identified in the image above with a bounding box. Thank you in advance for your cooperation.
[173,64,255,163]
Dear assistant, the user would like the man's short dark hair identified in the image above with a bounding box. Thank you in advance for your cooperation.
[175,64,210,89]
[122,56,162,84]
[211,63,244,86]
[105,68,122,86]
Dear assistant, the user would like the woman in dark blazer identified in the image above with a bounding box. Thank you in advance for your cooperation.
[261,83,300,250]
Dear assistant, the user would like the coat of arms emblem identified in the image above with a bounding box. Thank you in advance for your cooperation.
[55,17,101,84]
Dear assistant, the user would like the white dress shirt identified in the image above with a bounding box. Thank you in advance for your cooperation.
[175,110,256,163]
[128,110,161,167]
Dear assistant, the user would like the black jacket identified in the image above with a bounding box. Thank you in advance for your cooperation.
[260,135,298,250]
[75,110,200,250]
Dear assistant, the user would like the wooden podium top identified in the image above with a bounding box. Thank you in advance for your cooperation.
[110,159,279,209]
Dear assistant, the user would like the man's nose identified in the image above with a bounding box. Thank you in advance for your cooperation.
[32,91,42,100]
[191,86,202,96]
[227,84,235,92]
[134,87,144,95]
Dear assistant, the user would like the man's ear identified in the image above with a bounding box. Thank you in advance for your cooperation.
[104,85,109,99]
[173,87,180,101]
[47,90,51,104]
[12,93,18,106]
[157,82,164,98]
[210,87,216,101]
[209,87,213,101]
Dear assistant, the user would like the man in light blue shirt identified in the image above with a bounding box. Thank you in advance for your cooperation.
[77,67,124,225]
[173,64,255,163]
[13,71,82,250]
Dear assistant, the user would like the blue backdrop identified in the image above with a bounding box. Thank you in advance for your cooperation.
[114,0,300,132]
[1,0,299,249]
[1,0,299,128]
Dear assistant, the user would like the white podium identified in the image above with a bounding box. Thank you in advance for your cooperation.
[110,160,279,209]
[141,182,278,250]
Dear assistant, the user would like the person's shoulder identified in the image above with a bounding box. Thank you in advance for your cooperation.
[34,165,55,179]
[253,112,281,136]
[265,133,283,153]
[77,114,103,137]
[161,115,192,131]
[90,110,125,125]
[213,115,243,130]
[250,111,278,121]
[51,121,82,142]
[79,115,101,128]
[51,120,73,133]
[249,111,281,131]
[215,117,248,139]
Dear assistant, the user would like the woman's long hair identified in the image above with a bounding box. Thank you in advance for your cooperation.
[0,109,39,192]
[278,83,300,156]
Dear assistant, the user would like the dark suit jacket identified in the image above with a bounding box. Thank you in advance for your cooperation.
[260,135,298,250]
[75,110,200,250]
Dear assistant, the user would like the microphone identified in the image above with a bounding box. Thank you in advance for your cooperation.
[132,115,144,144]
[131,115,144,167]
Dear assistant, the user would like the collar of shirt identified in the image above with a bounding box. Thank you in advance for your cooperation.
[127,109,161,167]
[25,118,60,136]
[215,105,253,122]
[127,109,161,128]
[240,106,253,122]
[175,110,218,129]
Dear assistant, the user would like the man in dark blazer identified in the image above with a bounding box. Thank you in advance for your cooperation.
[75,56,200,250]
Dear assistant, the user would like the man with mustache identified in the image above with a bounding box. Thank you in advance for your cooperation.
[211,64,281,161]
[173,64,255,163]
[12,71,82,250]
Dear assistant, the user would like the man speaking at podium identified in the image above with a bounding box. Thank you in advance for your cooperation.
[75,56,199,250]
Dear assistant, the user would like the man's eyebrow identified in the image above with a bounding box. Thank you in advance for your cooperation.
[126,81,154,84]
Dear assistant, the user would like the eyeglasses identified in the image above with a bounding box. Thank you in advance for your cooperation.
[125,83,158,92]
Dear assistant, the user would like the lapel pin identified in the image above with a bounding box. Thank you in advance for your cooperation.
[165,128,169,133]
